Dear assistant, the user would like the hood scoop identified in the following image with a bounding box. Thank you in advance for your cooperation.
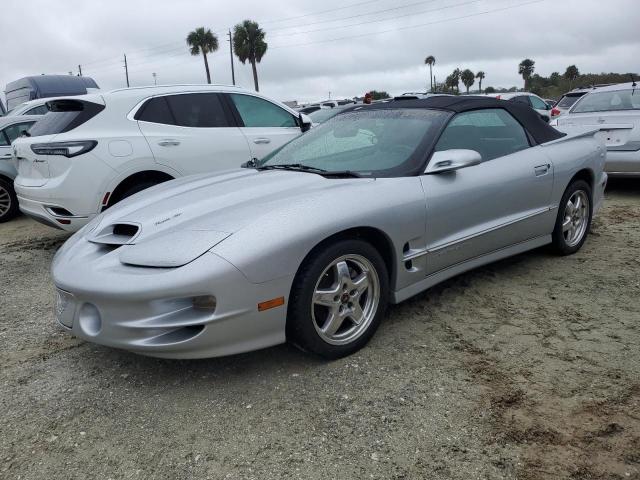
[118,230,231,268]
[89,223,141,246]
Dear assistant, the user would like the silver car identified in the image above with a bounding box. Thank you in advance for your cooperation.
[0,115,40,222]
[52,97,607,359]
[552,82,640,177]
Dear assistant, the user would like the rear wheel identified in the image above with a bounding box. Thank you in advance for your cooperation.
[551,179,592,255]
[108,180,165,208]
[287,239,389,359]
[0,177,19,223]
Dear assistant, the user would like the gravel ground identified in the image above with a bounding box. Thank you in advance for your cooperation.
[1,180,638,480]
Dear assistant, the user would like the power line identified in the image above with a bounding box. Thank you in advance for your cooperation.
[271,0,546,49]
[269,0,482,38]
[259,0,382,25]
[268,0,442,34]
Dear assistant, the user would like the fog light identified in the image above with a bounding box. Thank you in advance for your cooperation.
[193,295,217,311]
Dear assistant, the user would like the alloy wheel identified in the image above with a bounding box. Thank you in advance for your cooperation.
[562,190,590,248]
[311,254,380,345]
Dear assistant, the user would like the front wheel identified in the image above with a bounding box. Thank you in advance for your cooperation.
[0,177,19,223]
[551,179,592,255]
[287,239,389,359]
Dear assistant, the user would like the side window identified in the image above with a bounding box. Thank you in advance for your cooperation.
[25,105,49,115]
[530,96,548,110]
[229,94,297,128]
[435,109,530,161]
[166,93,229,127]
[2,122,35,144]
[136,97,175,125]
[0,131,9,146]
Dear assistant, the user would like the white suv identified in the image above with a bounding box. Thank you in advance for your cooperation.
[12,84,311,231]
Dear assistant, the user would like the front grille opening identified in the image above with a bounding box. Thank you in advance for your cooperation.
[113,223,139,237]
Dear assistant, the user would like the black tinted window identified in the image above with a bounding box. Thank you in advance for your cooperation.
[557,94,583,108]
[511,96,531,106]
[136,97,175,124]
[166,93,228,127]
[28,100,104,136]
[435,109,530,161]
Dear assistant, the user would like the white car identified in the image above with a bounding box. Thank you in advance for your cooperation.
[5,98,52,116]
[485,92,553,122]
[12,84,311,231]
[552,82,640,177]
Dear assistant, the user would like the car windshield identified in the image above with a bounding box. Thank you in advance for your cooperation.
[308,107,347,124]
[572,89,640,113]
[259,108,449,177]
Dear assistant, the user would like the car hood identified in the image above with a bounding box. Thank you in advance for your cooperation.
[85,169,371,267]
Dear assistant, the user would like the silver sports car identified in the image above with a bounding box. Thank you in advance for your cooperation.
[52,97,607,359]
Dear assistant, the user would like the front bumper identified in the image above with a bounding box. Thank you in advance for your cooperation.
[53,247,292,358]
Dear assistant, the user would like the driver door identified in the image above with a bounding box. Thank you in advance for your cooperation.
[420,108,555,275]
[226,93,302,160]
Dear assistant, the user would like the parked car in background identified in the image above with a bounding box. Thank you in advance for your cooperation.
[297,105,322,115]
[551,87,593,118]
[485,92,553,121]
[12,84,312,231]
[51,96,606,360]
[0,115,40,222]
[0,99,6,116]
[5,75,99,111]
[5,97,56,116]
[552,82,640,177]
[308,105,354,124]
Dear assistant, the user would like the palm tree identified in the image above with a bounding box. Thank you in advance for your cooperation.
[475,71,485,93]
[233,20,268,92]
[424,55,435,93]
[518,59,535,91]
[186,27,219,84]
[461,69,475,94]
[451,68,461,94]
[564,65,580,89]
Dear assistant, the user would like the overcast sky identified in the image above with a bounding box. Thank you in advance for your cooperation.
[1,0,638,104]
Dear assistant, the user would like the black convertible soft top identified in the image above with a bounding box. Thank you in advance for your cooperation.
[350,96,565,145]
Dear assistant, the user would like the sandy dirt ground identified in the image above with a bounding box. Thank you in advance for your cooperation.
[0,180,638,480]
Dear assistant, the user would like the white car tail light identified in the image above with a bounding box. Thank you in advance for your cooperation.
[31,141,97,158]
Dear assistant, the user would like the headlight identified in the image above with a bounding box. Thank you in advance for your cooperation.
[31,140,97,158]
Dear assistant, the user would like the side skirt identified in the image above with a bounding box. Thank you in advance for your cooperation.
[391,234,551,304]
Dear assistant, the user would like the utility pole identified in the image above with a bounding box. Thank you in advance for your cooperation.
[227,29,235,85]
[78,65,82,76]
[123,54,130,87]
[152,72,157,85]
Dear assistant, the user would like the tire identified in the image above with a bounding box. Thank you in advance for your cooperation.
[108,180,163,208]
[287,239,389,359]
[0,177,19,223]
[551,179,592,255]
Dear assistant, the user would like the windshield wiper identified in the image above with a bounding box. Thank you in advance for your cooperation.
[257,163,362,178]
[257,163,327,173]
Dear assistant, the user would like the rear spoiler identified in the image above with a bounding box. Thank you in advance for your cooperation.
[542,125,631,146]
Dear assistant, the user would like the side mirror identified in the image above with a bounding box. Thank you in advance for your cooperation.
[425,149,482,174]
[299,113,312,132]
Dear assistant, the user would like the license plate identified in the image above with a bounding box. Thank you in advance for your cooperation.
[55,288,76,328]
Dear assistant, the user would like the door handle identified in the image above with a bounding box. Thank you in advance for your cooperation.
[253,138,271,145]
[534,163,551,176]
[158,139,180,147]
